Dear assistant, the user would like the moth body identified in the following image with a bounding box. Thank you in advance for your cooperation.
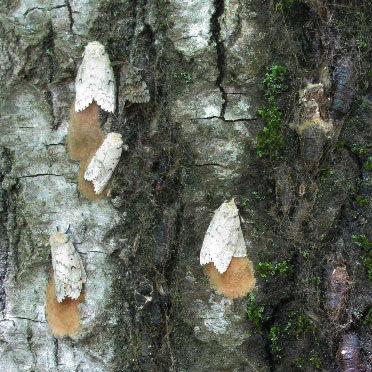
[75,41,116,113]
[50,232,86,303]
[200,199,248,273]
[84,132,123,194]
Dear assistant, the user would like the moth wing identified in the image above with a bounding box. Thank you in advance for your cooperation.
[66,241,86,300]
[84,148,104,182]
[92,145,122,194]
[84,136,122,194]
[75,58,95,112]
[126,81,150,104]
[232,215,247,258]
[200,203,240,273]
[93,54,116,113]
[52,240,71,302]
[54,277,67,303]
[75,52,115,113]
[120,63,149,105]
[53,239,85,302]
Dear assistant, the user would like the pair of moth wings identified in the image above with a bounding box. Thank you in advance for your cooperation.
[200,199,248,274]
[50,232,86,303]
[84,133,123,194]
[75,41,150,113]
[75,41,116,113]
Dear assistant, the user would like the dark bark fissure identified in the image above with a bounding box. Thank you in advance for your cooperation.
[44,23,56,129]
[211,0,227,119]
[0,150,10,313]
[8,316,47,324]
[17,174,64,179]
[194,163,225,167]
[65,0,74,33]
[53,338,59,370]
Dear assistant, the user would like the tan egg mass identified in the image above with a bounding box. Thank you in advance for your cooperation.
[205,257,256,299]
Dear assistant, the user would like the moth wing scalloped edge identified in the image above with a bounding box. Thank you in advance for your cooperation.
[200,216,235,274]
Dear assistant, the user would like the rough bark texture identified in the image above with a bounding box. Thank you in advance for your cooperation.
[1,0,372,371]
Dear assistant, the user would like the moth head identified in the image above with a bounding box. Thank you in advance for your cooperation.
[50,232,69,246]
[84,41,105,58]
[221,198,238,215]
[107,132,123,147]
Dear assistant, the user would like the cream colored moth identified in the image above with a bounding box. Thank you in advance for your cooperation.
[75,41,116,113]
[84,132,123,194]
[50,232,87,303]
[200,199,248,273]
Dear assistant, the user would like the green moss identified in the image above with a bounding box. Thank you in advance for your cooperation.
[263,65,287,98]
[292,357,304,369]
[276,0,298,12]
[351,143,367,156]
[285,311,318,339]
[364,156,372,171]
[269,326,282,359]
[256,65,287,160]
[352,234,372,281]
[364,307,372,326]
[309,353,322,369]
[257,259,293,278]
[355,195,367,207]
[179,71,192,83]
[246,294,265,325]
[257,262,275,278]
[256,103,284,160]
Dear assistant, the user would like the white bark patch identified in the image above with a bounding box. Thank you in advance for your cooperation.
[168,0,214,58]
[50,232,87,303]
[75,41,116,113]
[200,199,248,273]
[84,132,123,194]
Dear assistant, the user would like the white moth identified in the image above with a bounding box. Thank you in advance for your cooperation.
[50,232,87,303]
[75,41,116,113]
[200,199,248,273]
[84,132,123,194]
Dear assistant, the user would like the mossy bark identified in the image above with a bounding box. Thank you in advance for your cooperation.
[1,0,372,371]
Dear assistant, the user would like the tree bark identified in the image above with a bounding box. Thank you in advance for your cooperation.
[1,0,371,371]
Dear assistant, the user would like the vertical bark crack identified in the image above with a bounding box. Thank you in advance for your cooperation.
[211,0,227,119]
[65,0,74,33]
[54,338,59,370]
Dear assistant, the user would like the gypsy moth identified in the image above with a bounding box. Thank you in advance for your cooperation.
[200,199,248,274]
[84,132,123,194]
[119,61,150,109]
[50,232,87,303]
[75,41,116,113]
